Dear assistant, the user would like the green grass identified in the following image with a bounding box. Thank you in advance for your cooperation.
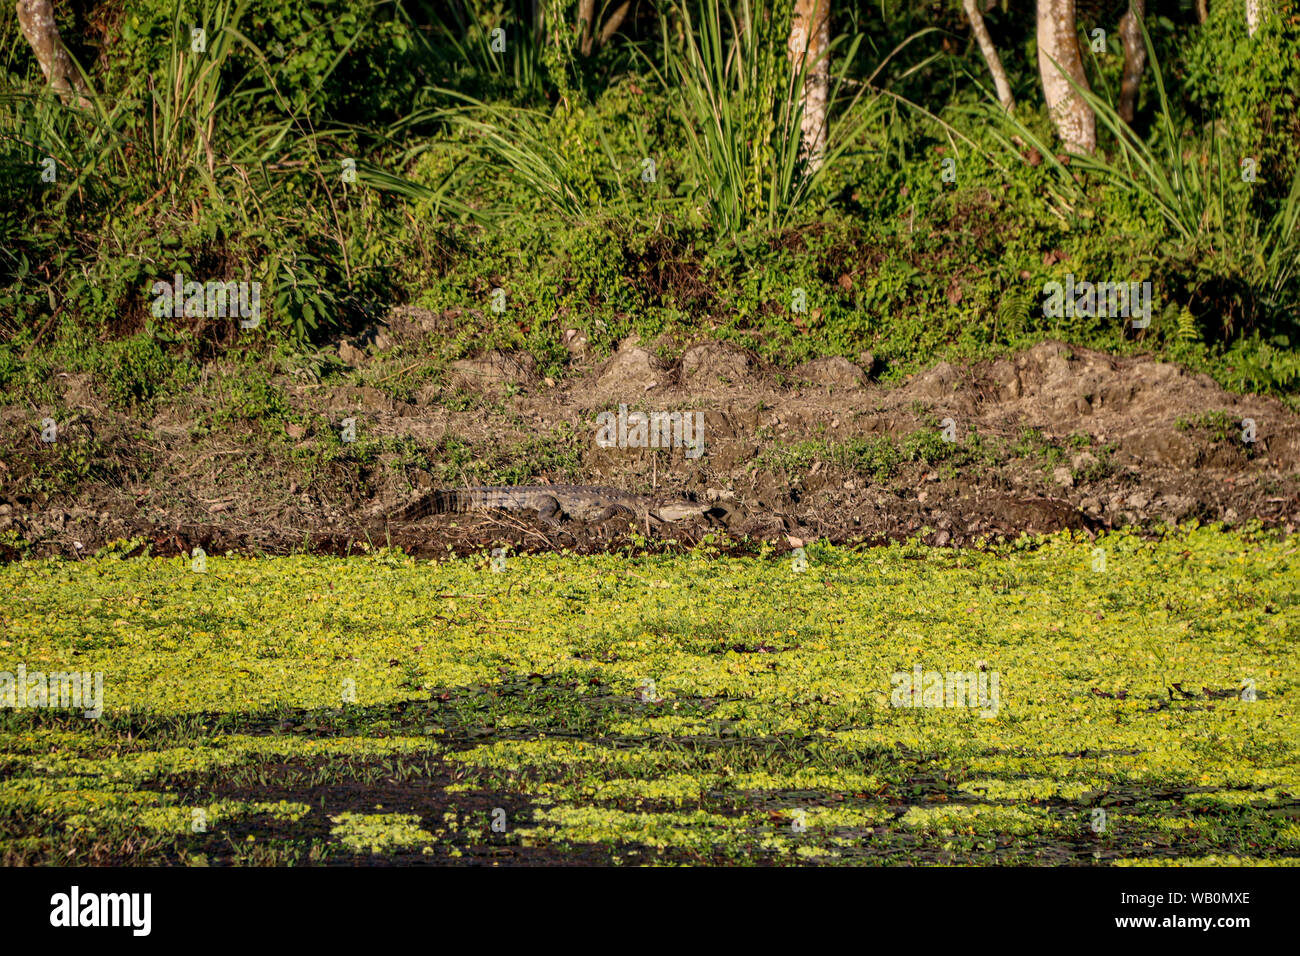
[1,525,1297,865]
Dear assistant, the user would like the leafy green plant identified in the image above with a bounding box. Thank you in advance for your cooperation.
[900,427,955,465]
[102,331,184,407]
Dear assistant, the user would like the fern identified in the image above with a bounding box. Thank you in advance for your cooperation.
[996,288,1034,341]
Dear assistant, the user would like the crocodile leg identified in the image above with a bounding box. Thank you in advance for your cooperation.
[536,495,562,526]
[592,504,634,524]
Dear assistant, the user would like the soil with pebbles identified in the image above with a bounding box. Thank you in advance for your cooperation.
[4,335,1298,560]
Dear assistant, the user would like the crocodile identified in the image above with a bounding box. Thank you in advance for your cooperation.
[387,485,729,527]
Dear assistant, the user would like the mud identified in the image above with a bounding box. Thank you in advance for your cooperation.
[4,338,1298,560]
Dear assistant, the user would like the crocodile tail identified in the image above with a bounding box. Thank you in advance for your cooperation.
[392,489,461,521]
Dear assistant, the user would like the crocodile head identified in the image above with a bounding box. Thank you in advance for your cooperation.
[652,502,707,522]
[650,500,733,523]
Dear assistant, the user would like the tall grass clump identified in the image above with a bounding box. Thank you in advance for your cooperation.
[978,16,1300,340]
[651,0,878,236]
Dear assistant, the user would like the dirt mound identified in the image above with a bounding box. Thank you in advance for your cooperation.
[447,351,538,392]
[792,356,867,389]
[2,340,1297,560]
[680,341,762,390]
[593,336,666,397]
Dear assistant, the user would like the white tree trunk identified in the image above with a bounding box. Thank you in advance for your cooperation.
[1118,0,1146,125]
[1037,0,1095,155]
[1246,1,1264,37]
[789,0,831,172]
[963,0,1014,111]
[15,0,91,107]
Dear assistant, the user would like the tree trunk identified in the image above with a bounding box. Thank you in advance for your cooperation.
[789,0,831,172]
[578,0,631,55]
[1196,0,1208,24]
[15,0,91,107]
[1037,0,1095,155]
[1117,1,1145,125]
[1246,1,1264,36]
[962,0,1014,111]
[598,1,631,49]
[577,0,596,55]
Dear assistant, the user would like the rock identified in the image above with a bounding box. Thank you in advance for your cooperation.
[58,372,96,409]
[352,325,393,351]
[385,305,448,343]
[597,337,665,393]
[1053,466,1074,487]
[449,351,536,390]
[910,361,961,399]
[1126,490,1151,510]
[1161,494,1196,522]
[680,342,753,387]
[1134,429,1197,467]
[562,328,588,355]
[793,356,865,389]
[338,341,366,365]
[990,360,1021,400]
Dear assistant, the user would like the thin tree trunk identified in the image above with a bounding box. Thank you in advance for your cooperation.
[598,1,631,49]
[578,0,631,55]
[15,0,91,107]
[1246,1,1264,36]
[1037,0,1095,155]
[577,0,596,55]
[1196,0,1208,23]
[962,0,1014,111]
[1118,0,1145,125]
[789,0,831,172]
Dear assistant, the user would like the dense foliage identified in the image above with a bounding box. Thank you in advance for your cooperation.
[2,1,1299,400]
